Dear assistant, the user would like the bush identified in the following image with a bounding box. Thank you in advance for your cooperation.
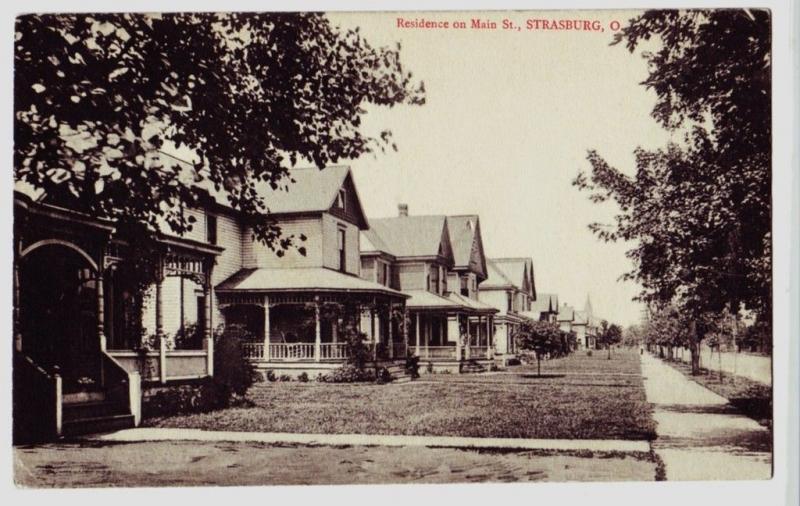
[586,350,593,357]
[426,361,434,374]
[279,374,292,382]
[325,364,375,383]
[297,372,309,383]
[375,367,393,384]
[213,325,256,407]
[405,355,420,379]
[142,379,220,418]
[266,370,277,382]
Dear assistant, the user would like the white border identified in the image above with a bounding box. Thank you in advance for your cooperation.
[0,1,796,505]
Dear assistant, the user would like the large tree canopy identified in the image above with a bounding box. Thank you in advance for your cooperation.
[573,10,770,329]
[15,13,424,249]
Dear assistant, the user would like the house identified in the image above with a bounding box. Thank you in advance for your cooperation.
[478,257,536,363]
[12,164,408,439]
[571,295,599,349]
[361,205,497,372]
[557,296,598,349]
[526,293,559,322]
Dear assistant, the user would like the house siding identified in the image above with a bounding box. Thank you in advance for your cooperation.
[242,217,323,269]
[321,213,360,275]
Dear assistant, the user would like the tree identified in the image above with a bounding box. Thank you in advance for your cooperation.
[513,320,563,376]
[15,13,424,281]
[597,320,623,359]
[573,10,770,374]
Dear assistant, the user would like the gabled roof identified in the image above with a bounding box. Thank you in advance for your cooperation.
[363,215,454,263]
[446,215,488,280]
[482,258,536,297]
[531,293,559,314]
[446,292,499,315]
[557,304,575,322]
[482,258,516,289]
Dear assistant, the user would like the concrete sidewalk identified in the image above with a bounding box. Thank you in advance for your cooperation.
[91,427,651,453]
[641,353,772,480]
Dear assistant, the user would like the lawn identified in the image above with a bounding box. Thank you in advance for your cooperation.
[146,349,656,440]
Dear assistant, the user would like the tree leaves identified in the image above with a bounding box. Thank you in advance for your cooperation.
[15,12,424,252]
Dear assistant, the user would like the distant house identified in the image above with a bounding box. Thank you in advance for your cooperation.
[527,293,559,322]
[361,206,497,372]
[558,296,598,349]
[478,257,536,362]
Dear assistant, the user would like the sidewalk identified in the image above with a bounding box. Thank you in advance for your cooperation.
[640,353,772,480]
[91,427,651,453]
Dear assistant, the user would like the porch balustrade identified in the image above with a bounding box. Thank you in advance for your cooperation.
[418,346,458,359]
[319,343,349,360]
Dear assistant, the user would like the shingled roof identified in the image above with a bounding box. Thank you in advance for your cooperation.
[482,258,536,298]
[363,215,453,262]
[446,215,488,280]
[531,293,559,314]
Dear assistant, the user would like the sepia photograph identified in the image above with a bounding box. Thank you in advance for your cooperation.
[6,2,789,494]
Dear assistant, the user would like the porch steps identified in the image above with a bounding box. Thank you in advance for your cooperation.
[62,399,135,437]
[380,362,415,383]
[460,359,487,374]
[62,413,136,438]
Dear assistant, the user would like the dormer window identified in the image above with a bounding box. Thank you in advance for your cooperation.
[336,188,347,212]
[206,214,218,245]
[460,276,469,297]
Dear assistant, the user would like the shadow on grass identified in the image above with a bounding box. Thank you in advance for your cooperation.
[519,374,566,379]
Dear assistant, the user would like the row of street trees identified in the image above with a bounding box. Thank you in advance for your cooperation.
[573,10,771,374]
[513,318,623,375]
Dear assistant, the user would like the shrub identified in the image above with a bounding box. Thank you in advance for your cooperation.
[213,325,256,407]
[142,379,220,418]
[315,373,327,382]
[279,374,292,382]
[375,367,394,384]
[405,355,420,379]
[297,372,309,383]
[586,350,593,357]
[426,361,434,374]
[266,370,277,382]
[325,364,375,383]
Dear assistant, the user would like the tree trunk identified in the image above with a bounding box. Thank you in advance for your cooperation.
[537,353,541,377]
[689,320,701,375]
[607,344,611,360]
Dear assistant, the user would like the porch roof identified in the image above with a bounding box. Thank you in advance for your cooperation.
[446,292,499,315]
[216,267,408,298]
[404,290,466,311]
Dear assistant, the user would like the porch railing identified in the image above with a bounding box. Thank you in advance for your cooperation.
[417,346,458,360]
[320,343,349,360]
[269,343,316,361]
[241,342,264,359]
[468,347,490,360]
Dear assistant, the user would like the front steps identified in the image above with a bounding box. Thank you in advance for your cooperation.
[460,359,487,374]
[62,392,135,437]
[379,361,414,383]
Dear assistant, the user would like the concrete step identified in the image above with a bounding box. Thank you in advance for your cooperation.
[62,413,135,438]
[63,400,127,422]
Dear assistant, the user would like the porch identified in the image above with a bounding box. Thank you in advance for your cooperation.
[215,267,411,368]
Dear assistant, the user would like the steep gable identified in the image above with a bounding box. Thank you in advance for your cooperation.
[447,215,488,280]
[326,171,368,229]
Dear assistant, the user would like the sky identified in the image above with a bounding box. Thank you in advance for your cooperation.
[327,10,672,327]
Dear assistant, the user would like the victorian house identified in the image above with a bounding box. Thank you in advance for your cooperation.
[13,164,408,440]
[526,293,559,323]
[360,206,497,372]
[478,257,536,363]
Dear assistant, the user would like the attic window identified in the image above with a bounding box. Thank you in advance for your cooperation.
[336,189,347,212]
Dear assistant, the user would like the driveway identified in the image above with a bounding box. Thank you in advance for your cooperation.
[641,353,772,480]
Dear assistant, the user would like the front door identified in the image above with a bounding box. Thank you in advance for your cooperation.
[18,245,101,391]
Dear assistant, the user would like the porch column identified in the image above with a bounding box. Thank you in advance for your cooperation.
[263,296,271,362]
[387,304,394,359]
[487,316,494,359]
[449,315,461,360]
[370,306,377,360]
[477,316,483,347]
[314,297,321,362]
[97,271,106,351]
[13,261,21,352]
[415,313,421,356]
[155,264,166,384]
[402,308,409,358]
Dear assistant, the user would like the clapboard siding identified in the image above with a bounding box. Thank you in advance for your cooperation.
[322,213,360,275]
[242,217,323,269]
[397,262,426,291]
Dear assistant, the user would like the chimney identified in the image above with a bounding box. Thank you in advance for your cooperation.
[398,203,409,217]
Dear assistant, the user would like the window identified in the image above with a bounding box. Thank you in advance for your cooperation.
[429,265,439,293]
[206,214,218,245]
[337,228,346,272]
[460,276,469,296]
[507,292,513,312]
[337,189,347,212]
[383,263,390,287]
